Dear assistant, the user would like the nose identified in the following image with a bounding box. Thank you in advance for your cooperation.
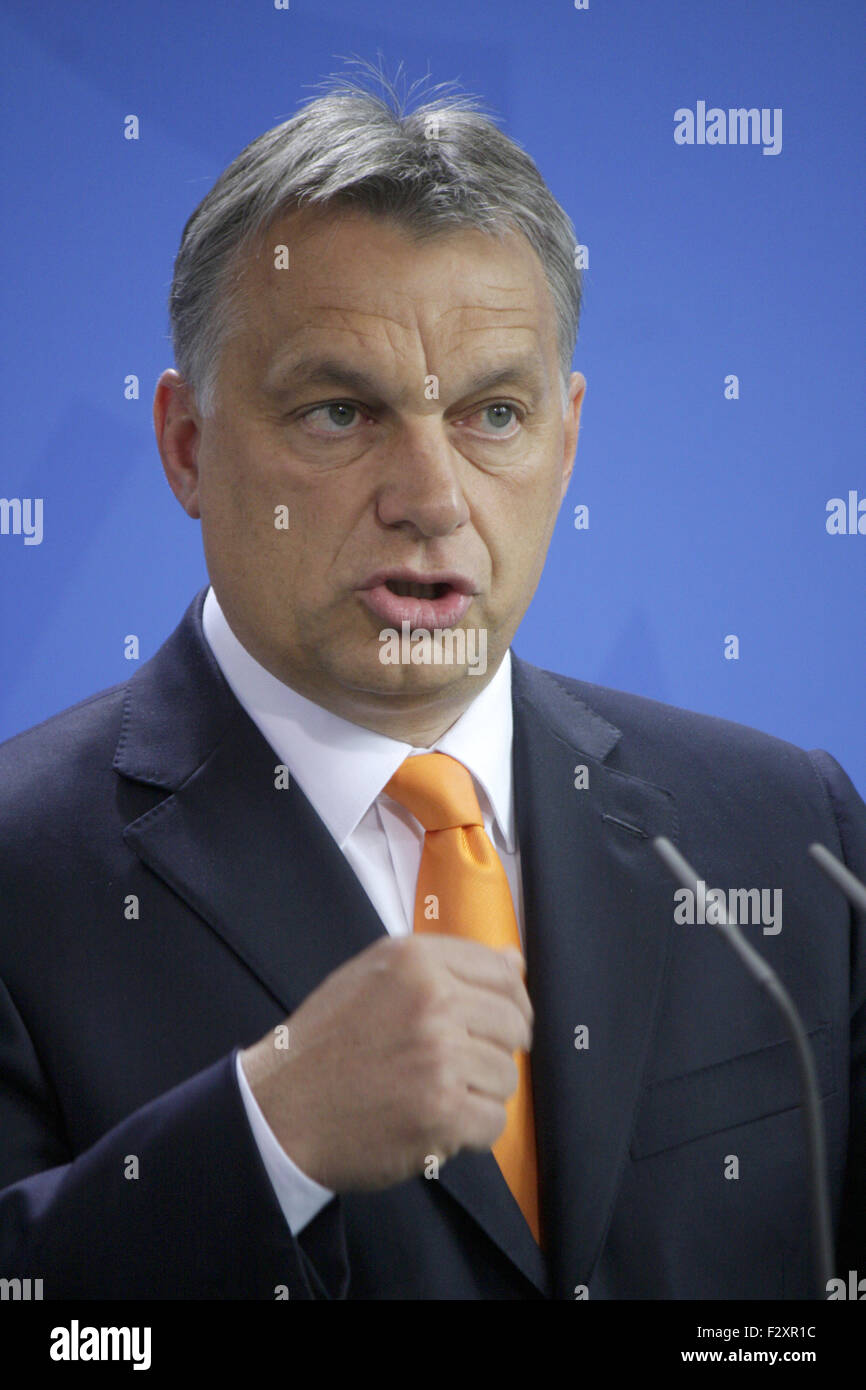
[374,422,471,537]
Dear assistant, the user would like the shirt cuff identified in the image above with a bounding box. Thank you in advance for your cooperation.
[234,1049,335,1235]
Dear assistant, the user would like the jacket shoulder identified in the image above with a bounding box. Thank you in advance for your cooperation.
[515,660,839,801]
[0,681,129,830]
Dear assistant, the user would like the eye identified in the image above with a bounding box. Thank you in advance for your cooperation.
[466,402,523,437]
[300,402,366,433]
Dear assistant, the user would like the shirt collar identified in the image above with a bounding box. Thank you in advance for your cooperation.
[201,586,515,851]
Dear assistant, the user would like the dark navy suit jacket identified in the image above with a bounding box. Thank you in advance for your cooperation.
[0,588,863,1299]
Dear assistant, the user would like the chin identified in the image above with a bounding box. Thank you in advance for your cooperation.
[341,654,484,698]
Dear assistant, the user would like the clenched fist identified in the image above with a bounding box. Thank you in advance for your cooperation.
[240,933,533,1191]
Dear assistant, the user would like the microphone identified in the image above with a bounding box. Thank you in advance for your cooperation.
[808,842,866,915]
[652,835,834,1296]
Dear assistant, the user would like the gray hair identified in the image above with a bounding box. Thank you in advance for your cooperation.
[168,63,582,417]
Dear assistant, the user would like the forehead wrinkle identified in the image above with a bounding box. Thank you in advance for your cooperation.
[428,300,539,338]
[262,310,416,376]
[435,293,535,317]
[446,322,541,338]
[270,301,416,336]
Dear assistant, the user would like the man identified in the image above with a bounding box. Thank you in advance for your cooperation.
[0,74,863,1301]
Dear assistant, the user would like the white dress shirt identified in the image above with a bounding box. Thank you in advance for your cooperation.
[201,585,523,1235]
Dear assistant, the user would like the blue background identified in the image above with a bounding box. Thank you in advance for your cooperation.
[1,0,863,795]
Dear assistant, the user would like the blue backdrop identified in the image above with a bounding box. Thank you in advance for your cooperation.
[1,0,863,795]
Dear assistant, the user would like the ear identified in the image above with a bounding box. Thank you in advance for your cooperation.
[153,369,204,519]
[559,371,586,502]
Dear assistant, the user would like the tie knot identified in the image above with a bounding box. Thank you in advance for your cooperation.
[384,753,483,831]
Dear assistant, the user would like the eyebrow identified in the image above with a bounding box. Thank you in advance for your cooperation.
[263,354,547,405]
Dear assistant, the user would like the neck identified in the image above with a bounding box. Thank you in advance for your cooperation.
[284,666,504,747]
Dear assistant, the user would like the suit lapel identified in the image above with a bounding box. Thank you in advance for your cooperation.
[122,699,392,1012]
[511,657,679,1298]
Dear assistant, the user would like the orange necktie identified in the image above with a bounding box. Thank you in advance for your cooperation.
[384,752,541,1244]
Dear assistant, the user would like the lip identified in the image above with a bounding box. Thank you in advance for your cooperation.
[356,568,478,630]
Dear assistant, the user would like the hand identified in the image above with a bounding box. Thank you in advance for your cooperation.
[240,934,533,1191]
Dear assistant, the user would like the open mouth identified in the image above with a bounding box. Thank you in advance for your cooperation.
[358,575,475,629]
[384,580,452,600]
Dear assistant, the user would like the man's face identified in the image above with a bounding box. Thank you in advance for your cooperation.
[156,206,585,737]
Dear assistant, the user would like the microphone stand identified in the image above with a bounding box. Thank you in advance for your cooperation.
[652,835,834,1297]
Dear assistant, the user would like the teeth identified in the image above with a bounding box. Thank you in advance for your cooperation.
[387,580,443,598]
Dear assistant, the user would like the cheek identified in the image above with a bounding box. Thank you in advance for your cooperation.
[201,439,291,544]
[486,469,558,554]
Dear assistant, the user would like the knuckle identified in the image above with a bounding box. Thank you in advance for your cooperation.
[417,1041,462,1120]
[406,965,454,1023]
[419,1030,456,1088]
[412,1009,447,1054]
[411,972,448,1021]
[502,1003,529,1052]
